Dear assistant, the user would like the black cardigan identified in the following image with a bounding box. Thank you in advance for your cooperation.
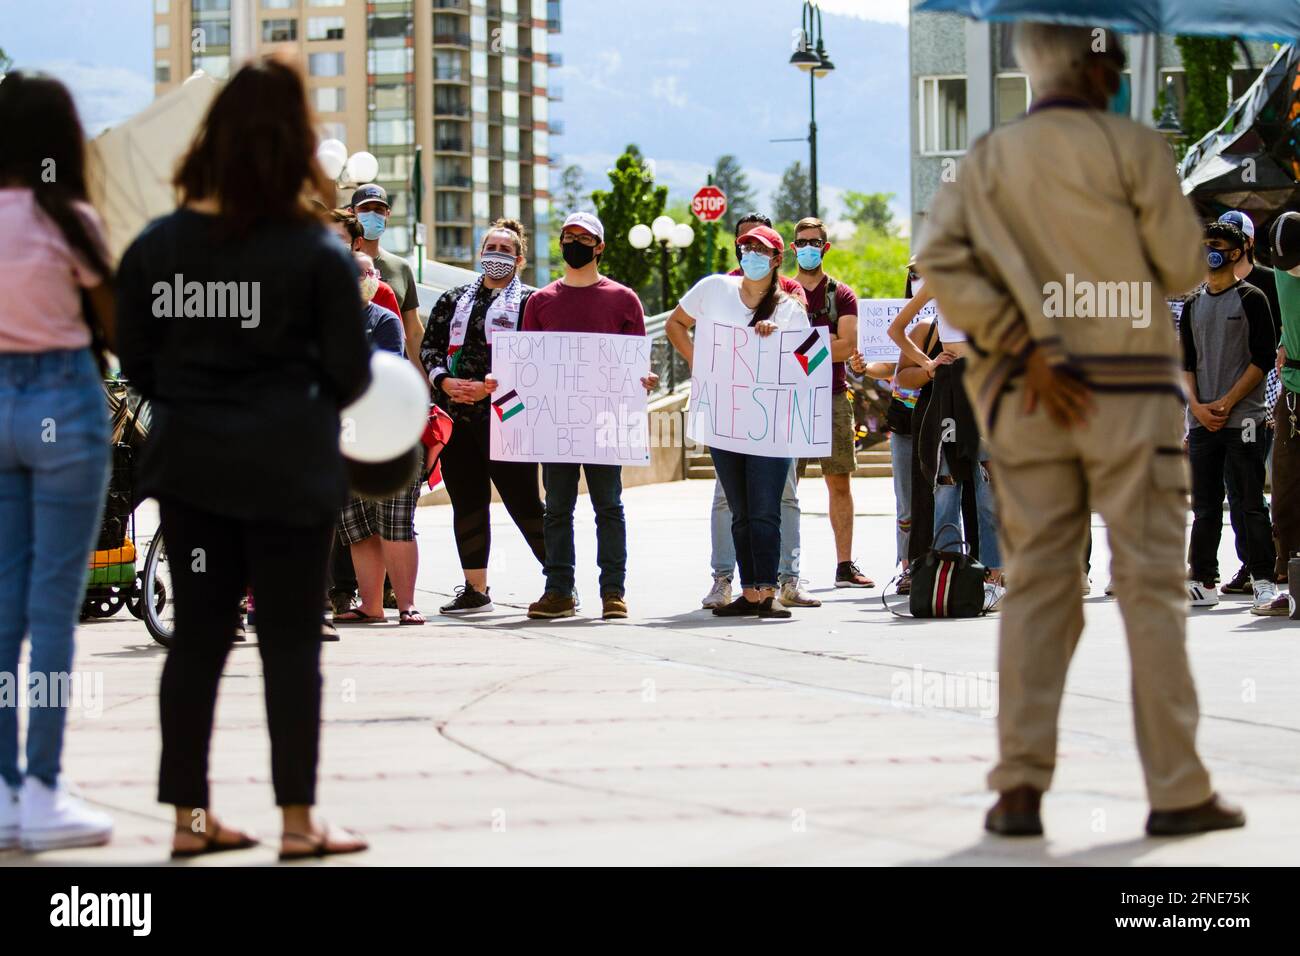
[116,209,372,526]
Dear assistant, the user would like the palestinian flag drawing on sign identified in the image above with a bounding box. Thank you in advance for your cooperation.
[794,330,828,376]
[492,389,525,422]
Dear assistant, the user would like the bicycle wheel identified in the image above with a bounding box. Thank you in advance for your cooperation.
[141,533,175,648]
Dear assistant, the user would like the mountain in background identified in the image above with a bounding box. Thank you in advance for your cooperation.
[553,0,909,225]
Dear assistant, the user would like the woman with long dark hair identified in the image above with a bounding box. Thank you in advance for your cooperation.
[117,59,372,859]
[0,72,116,851]
[666,226,810,619]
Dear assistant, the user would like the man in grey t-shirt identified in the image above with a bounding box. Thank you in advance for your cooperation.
[1181,220,1277,608]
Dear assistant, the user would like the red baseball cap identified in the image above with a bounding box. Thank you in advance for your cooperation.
[737,225,784,254]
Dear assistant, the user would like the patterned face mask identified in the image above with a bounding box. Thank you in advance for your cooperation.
[359,275,379,303]
[481,251,517,280]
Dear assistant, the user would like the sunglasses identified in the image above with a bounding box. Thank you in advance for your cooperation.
[792,238,826,249]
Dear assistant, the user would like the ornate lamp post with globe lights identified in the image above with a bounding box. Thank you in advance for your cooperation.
[315,138,381,203]
[629,215,694,316]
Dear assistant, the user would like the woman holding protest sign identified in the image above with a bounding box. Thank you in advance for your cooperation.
[666,226,811,619]
[419,219,546,615]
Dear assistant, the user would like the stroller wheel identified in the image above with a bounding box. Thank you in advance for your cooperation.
[83,586,127,619]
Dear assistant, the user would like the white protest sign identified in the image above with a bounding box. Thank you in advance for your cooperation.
[857,298,939,359]
[490,330,651,466]
[687,320,832,458]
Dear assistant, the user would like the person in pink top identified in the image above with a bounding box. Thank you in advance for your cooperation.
[0,72,117,852]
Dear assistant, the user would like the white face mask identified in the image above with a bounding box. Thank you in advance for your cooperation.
[360,275,379,303]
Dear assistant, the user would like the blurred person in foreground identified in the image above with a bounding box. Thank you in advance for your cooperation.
[0,72,115,852]
[117,59,371,860]
[915,22,1244,838]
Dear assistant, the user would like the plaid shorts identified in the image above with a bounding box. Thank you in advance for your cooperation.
[338,449,424,545]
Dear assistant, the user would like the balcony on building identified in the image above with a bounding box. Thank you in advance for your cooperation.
[433,14,471,47]
[433,0,468,10]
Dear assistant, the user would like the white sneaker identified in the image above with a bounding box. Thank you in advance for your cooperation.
[19,777,112,852]
[983,582,1006,613]
[701,576,732,609]
[1252,578,1280,611]
[778,578,822,608]
[0,785,18,850]
[1187,580,1220,607]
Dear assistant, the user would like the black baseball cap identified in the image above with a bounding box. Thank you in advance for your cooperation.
[350,184,389,209]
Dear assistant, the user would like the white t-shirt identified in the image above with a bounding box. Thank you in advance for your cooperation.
[913,276,965,343]
[679,274,810,331]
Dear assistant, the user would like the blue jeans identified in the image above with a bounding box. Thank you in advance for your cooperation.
[710,461,800,581]
[710,447,791,590]
[891,433,913,565]
[0,350,109,789]
[542,463,626,596]
[933,445,1001,569]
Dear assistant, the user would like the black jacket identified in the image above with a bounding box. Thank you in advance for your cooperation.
[116,209,371,526]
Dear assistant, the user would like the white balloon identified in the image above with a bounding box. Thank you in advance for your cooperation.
[346,151,379,184]
[318,138,348,161]
[317,150,345,180]
[628,223,653,249]
[340,351,429,463]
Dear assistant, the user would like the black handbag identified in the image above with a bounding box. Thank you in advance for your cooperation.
[907,523,988,618]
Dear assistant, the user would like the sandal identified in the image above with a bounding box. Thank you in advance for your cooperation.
[332,607,385,625]
[399,608,425,626]
[170,820,259,859]
[279,822,368,861]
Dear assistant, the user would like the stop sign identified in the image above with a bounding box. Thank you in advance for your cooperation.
[691,185,728,223]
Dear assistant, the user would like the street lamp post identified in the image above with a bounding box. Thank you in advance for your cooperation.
[789,0,835,219]
[630,216,694,391]
[629,215,695,315]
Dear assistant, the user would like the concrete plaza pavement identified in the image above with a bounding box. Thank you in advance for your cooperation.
[5,476,1298,866]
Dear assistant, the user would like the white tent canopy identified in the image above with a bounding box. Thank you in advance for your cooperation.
[86,71,219,265]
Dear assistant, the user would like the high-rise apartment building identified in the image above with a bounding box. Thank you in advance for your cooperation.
[152,0,562,285]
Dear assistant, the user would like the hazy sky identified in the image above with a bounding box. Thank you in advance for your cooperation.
[0,0,914,217]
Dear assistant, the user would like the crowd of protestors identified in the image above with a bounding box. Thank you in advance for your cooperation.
[10,20,1300,854]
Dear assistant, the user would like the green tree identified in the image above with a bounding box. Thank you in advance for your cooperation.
[712,154,756,232]
[0,48,12,74]
[842,190,896,235]
[771,160,825,223]
[1174,36,1236,145]
[552,163,588,220]
[590,144,668,292]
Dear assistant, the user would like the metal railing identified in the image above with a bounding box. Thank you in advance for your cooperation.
[645,309,690,397]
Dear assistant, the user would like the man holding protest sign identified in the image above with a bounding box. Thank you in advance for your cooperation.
[792,217,873,590]
[521,212,655,621]
[669,226,830,620]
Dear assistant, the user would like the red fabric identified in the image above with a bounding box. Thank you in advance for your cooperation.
[372,280,402,318]
[520,277,645,335]
[420,404,455,489]
[727,268,808,307]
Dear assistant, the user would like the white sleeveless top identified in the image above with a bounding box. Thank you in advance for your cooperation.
[914,277,965,343]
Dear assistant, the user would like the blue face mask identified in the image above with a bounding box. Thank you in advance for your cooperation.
[357,210,387,241]
[740,250,773,281]
[1206,247,1231,270]
[795,245,823,270]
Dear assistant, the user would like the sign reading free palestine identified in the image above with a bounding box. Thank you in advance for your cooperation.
[687,319,832,458]
[489,330,652,466]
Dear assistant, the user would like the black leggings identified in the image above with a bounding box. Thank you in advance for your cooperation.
[438,413,546,570]
[157,497,332,808]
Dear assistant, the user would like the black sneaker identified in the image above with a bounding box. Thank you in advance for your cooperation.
[712,595,760,617]
[1220,565,1252,594]
[756,596,792,619]
[440,583,494,615]
[834,561,875,588]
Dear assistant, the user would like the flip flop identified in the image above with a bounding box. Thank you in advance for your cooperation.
[332,608,385,625]
[399,608,426,625]
[170,821,259,859]
[279,823,368,862]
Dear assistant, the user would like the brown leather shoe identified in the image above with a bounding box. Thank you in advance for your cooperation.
[601,594,628,619]
[1146,793,1245,836]
[527,591,576,619]
[984,785,1044,836]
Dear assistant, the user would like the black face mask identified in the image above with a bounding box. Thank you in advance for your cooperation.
[562,242,597,269]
